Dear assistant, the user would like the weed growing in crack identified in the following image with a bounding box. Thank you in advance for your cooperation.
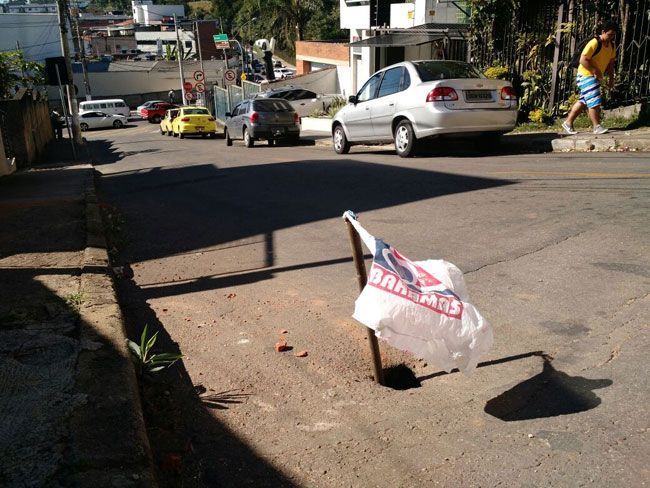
[127,324,183,376]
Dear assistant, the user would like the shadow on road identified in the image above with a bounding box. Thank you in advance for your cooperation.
[484,356,612,421]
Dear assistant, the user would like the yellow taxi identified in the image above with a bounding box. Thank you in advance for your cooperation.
[160,108,179,136]
[171,106,218,138]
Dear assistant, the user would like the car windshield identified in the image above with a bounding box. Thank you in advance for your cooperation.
[252,99,293,112]
[183,108,209,115]
[414,61,484,81]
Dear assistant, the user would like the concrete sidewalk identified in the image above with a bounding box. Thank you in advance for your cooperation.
[0,157,155,486]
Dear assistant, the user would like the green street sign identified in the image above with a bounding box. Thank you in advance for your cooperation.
[213,34,229,42]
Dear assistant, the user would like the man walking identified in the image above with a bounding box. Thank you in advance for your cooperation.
[168,89,175,103]
[562,20,617,135]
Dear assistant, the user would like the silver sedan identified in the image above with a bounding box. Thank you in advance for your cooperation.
[332,60,517,157]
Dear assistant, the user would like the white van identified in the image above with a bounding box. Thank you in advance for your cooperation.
[79,99,130,117]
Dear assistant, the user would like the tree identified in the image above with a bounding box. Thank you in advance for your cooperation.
[0,51,45,99]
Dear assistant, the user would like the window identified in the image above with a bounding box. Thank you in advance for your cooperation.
[414,61,483,81]
[115,102,126,107]
[184,41,192,49]
[357,73,382,102]
[401,68,411,91]
[100,103,107,109]
[184,108,209,115]
[294,90,316,100]
[377,67,402,98]
[253,99,293,112]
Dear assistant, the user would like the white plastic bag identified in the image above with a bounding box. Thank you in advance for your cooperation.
[345,212,493,374]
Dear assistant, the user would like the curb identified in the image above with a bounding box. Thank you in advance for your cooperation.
[64,172,157,486]
[551,134,650,152]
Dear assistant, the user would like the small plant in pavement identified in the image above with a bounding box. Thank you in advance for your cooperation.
[64,292,85,309]
[127,324,183,376]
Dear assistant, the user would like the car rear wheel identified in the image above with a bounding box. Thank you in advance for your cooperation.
[179,133,185,139]
[268,139,275,146]
[80,122,89,131]
[333,125,350,154]
[225,128,232,146]
[166,129,172,137]
[160,127,165,135]
[243,127,254,148]
[394,120,416,158]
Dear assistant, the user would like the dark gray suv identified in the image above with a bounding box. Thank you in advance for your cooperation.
[224,98,301,147]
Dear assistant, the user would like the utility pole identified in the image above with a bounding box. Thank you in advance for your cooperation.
[70,0,92,100]
[56,0,82,145]
[194,21,205,76]
[174,14,186,105]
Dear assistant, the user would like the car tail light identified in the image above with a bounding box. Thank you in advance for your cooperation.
[208,117,215,121]
[501,86,517,100]
[250,112,259,123]
[181,117,190,122]
[426,87,458,102]
[293,112,300,124]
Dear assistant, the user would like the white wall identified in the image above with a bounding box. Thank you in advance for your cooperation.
[133,3,184,25]
[339,0,370,29]
[0,13,73,62]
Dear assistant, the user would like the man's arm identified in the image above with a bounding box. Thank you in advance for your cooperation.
[580,54,602,79]
[606,59,616,89]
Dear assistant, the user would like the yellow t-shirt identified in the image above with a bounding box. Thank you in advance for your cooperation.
[577,38,616,77]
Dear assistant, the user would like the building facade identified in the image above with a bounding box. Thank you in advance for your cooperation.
[131,0,184,26]
[0,13,72,61]
[340,0,469,93]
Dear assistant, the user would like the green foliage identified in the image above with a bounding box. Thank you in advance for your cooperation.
[64,292,85,310]
[527,107,550,124]
[483,65,510,80]
[0,51,45,99]
[325,96,347,117]
[127,325,183,376]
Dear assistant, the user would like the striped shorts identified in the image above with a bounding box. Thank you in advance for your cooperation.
[576,74,602,109]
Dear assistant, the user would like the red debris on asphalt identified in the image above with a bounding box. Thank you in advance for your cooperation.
[294,351,308,358]
[275,340,289,352]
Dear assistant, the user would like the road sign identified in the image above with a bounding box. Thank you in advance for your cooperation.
[224,69,237,84]
[195,83,205,93]
[213,34,229,49]
[193,71,205,82]
[185,91,194,101]
[240,73,247,81]
[183,81,193,91]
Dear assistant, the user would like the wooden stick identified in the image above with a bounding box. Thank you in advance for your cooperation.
[345,219,384,386]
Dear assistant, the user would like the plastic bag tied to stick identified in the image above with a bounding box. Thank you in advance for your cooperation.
[344,211,493,374]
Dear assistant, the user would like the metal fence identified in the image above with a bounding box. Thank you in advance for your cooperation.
[469,0,650,114]
[214,86,229,123]
[242,80,262,99]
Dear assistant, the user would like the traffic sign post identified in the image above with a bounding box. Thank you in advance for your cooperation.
[183,81,193,92]
[193,71,205,82]
[185,91,194,101]
[224,69,237,85]
[195,83,205,93]
[213,34,229,49]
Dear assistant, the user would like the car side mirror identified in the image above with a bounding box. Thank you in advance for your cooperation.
[348,95,358,104]
[225,112,232,117]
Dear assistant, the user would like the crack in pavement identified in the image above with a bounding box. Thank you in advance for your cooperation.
[465,229,589,274]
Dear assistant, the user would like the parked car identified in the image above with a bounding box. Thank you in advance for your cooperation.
[78,111,127,131]
[255,87,337,117]
[79,99,130,118]
[332,60,518,157]
[171,106,217,138]
[159,108,180,135]
[273,67,295,79]
[140,102,178,123]
[224,98,300,147]
[136,100,164,114]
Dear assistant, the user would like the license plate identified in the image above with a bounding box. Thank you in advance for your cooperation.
[196,127,203,131]
[466,90,493,102]
[273,128,285,136]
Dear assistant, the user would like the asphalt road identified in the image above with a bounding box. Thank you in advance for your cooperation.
[92,120,649,487]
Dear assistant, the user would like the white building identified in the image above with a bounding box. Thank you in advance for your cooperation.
[0,13,72,61]
[340,0,469,93]
[135,30,195,57]
[132,0,184,26]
